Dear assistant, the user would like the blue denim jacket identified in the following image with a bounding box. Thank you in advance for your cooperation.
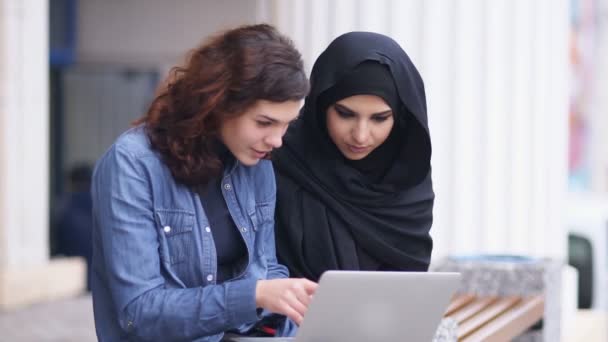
[91,127,290,341]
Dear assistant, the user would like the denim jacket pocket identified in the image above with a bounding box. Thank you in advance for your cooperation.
[249,202,273,259]
[154,209,195,265]
[251,202,273,230]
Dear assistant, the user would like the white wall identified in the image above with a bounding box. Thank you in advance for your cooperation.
[267,0,570,261]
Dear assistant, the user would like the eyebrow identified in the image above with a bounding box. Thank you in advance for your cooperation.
[258,115,279,123]
[334,103,393,116]
[257,114,299,124]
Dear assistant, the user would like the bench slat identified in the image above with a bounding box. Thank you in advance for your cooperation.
[457,296,521,339]
[449,296,498,324]
[444,294,476,317]
[460,295,545,342]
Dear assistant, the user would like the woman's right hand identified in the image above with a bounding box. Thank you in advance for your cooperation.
[255,278,318,325]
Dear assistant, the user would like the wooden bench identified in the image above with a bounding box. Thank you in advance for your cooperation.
[444,293,545,341]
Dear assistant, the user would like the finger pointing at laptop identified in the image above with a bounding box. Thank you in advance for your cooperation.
[256,278,318,325]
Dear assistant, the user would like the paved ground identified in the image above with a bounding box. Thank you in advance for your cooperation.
[0,294,96,342]
[1,293,605,341]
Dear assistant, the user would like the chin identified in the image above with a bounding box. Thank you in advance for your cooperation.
[237,156,261,166]
[342,151,370,161]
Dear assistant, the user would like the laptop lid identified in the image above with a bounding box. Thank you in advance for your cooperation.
[294,271,461,342]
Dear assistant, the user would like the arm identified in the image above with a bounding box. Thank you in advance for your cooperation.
[93,145,260,340]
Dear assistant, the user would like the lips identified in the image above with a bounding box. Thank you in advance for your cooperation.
[346,144,370,154]
[252,148,270,158]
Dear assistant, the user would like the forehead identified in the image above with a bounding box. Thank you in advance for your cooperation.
[247,99,302,121]
[335,94,391,112]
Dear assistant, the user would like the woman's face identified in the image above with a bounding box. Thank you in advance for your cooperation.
[326,94,394,160]
[220,99,301,166]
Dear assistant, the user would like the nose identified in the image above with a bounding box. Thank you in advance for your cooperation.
[352,121,369,144]
[264,132,283,149]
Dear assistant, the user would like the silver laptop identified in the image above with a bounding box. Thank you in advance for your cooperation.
[226,270,461,342]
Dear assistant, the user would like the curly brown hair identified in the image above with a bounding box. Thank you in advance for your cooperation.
[135,24,309,187]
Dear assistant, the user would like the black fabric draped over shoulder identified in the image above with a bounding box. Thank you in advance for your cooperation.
[272,31,434,281]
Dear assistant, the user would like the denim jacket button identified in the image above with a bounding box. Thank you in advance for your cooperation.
[241,227,247,233]
[205,226,211,233]
[163,226,171,233]
[223,183,232,191]
[206,274,214,282]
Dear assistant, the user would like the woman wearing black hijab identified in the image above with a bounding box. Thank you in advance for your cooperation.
[273,31,434,281]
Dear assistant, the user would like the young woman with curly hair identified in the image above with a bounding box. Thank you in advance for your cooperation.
[91,24,315,341]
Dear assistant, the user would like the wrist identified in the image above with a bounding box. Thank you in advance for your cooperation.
[255,279,266,308]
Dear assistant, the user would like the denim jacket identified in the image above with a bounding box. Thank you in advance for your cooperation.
[91,127,290,341]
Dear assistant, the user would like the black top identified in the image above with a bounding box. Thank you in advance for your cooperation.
[198,147,246,283]
[273,31,434,281]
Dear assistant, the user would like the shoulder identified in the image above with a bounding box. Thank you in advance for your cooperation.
[93,126,164,180]
[111,126,157,159]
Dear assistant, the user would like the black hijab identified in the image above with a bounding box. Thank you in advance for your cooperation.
[273,32,434,281]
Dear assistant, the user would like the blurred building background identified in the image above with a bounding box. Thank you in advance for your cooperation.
[0,0,607,340]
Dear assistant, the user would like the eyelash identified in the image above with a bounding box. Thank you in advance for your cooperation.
[256,121,272,127]
[335,108,391,123]
[335,109,355,119]
[372,116,390,123]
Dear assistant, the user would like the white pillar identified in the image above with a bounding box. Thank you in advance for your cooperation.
[0,0,84,310]
[481,0,510,253]
[530,0,552,255]
[508,0,534,254]
[546,0,570,258]
[450,0,485,254]
[421,0,455,262]
[389,0,424,71]
[309,0,330,67]
[331,0,357,38]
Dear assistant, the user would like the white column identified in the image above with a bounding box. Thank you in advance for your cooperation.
[530,0,551,256]
[421,0,455,261]
[291,0,310,69]
[0,0,49,269]
[309,0,330,68]
[331,0,357,38]
[546,0,570,258]
[482,0,510,253]
[358,0,389,33]
[389,0,424,68]
[0,0,85,310]
[450,0,485,254]
[508,0,534,254]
